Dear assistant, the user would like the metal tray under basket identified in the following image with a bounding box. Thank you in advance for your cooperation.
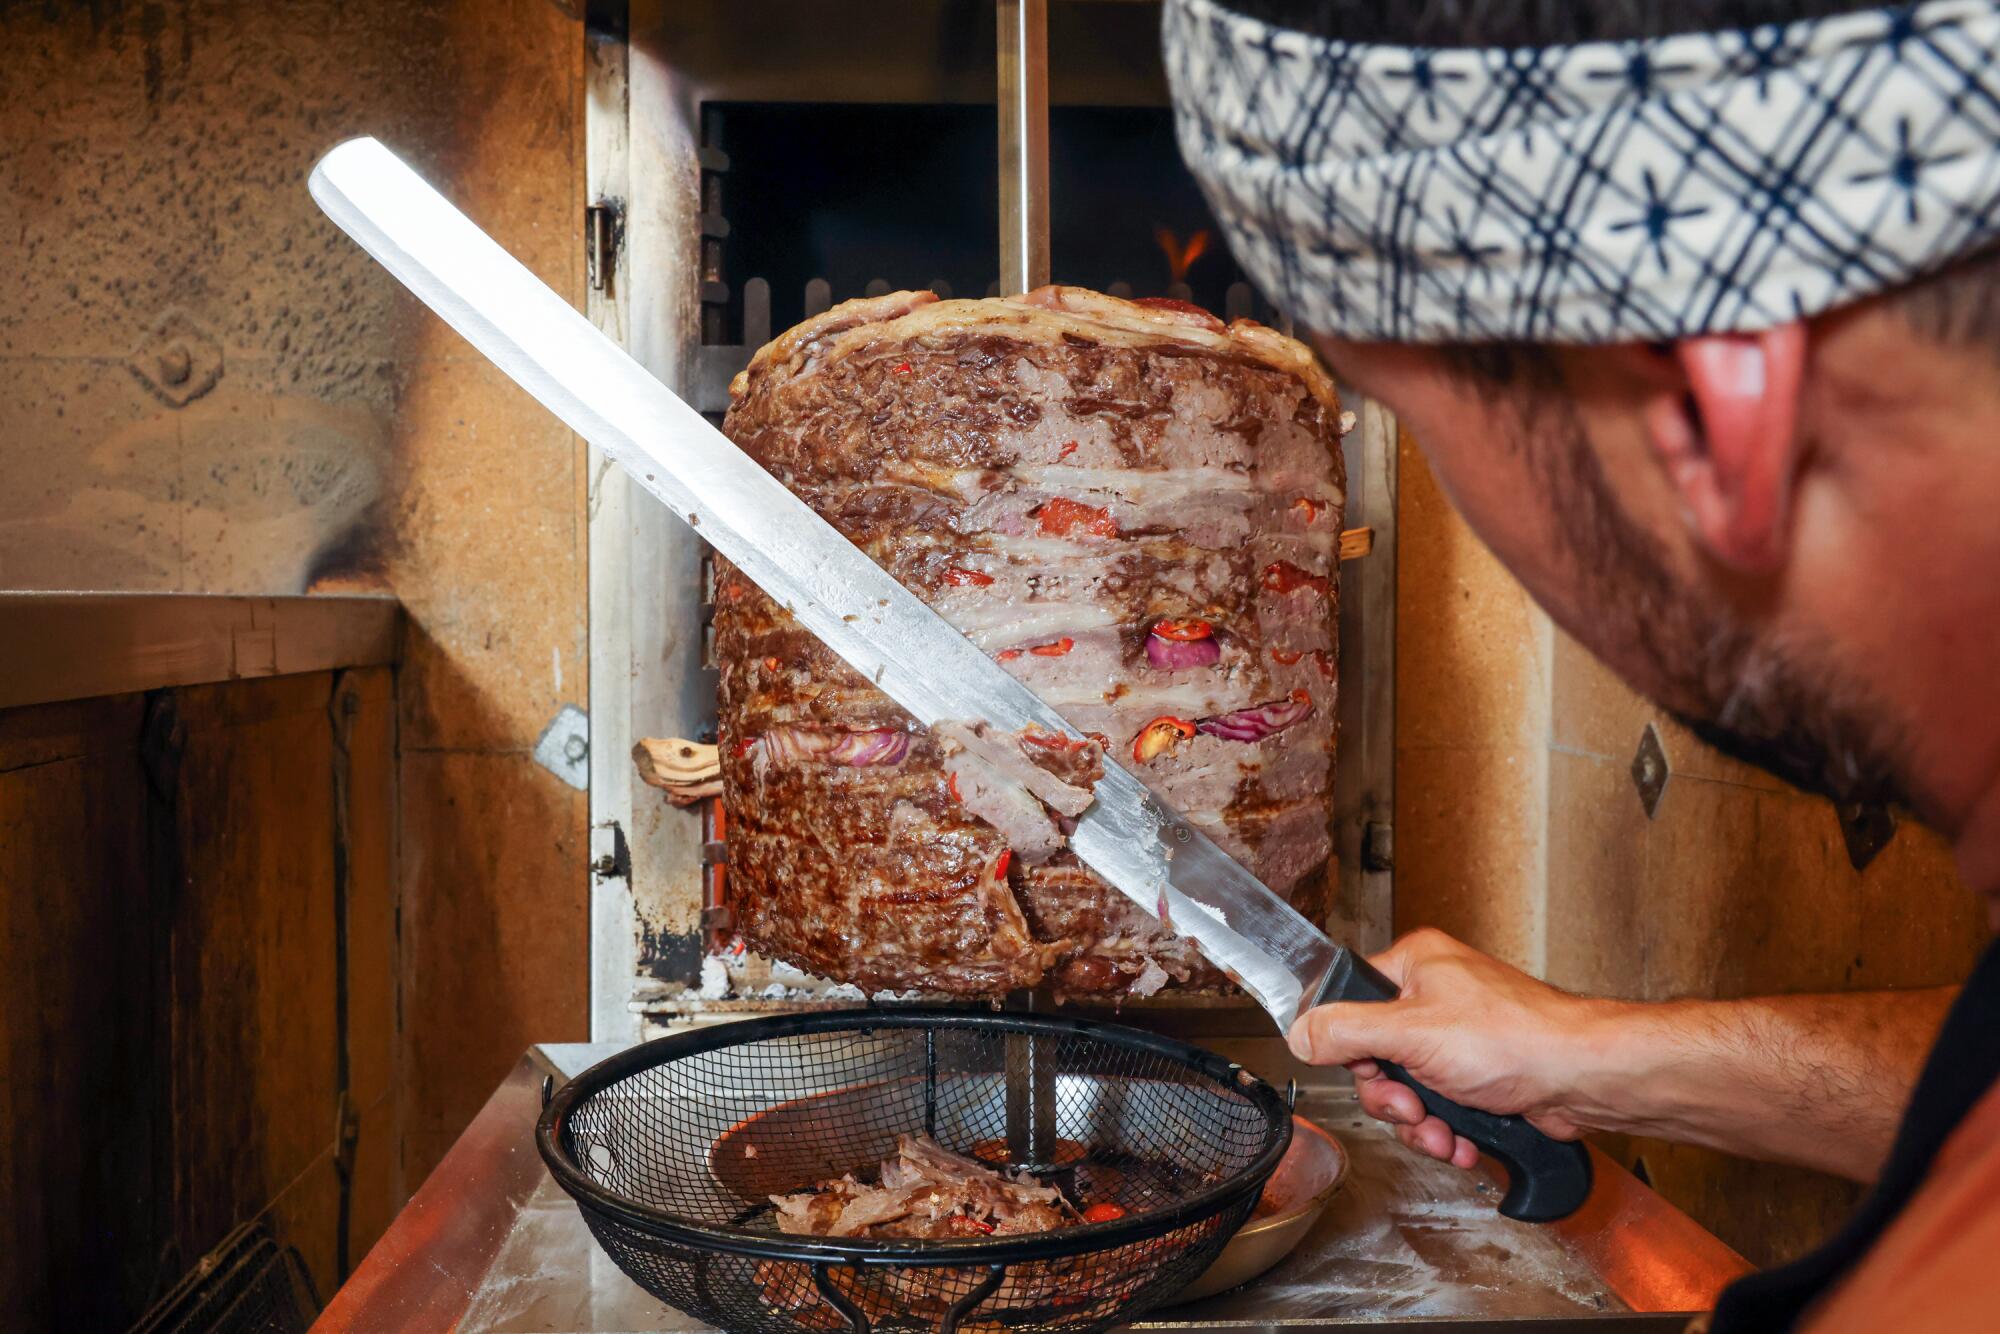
[537,1009,1292,1334]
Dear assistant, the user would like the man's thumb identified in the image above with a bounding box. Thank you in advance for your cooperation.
[1287,1000,1404,1067]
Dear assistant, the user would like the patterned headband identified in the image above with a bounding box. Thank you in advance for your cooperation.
[1165,0,2000,343]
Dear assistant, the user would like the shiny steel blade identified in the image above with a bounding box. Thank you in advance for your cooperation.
[308,136,1346,1032]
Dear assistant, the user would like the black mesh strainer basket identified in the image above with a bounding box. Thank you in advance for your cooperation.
[536,1009,1292,1334]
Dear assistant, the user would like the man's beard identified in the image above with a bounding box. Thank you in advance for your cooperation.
[1535,399,1915,812]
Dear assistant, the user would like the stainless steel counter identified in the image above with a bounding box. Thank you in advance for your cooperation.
[319,1036,1745,1332]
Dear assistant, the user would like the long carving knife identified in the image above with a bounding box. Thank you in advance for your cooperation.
[307,136,1591,1222]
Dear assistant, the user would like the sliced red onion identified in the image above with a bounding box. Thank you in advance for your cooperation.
[823,728,911,766]
[1144,631,1222,670]
[758,726,910,766]
[1196,693,1312,742]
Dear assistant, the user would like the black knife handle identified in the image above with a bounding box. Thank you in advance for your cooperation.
[1314,952,1593,1223]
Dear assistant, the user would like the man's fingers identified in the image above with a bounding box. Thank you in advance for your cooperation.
[1393,1116,1476,1168]
[1355,1072,1425,1126]
[1288,1000,1401,1065]
[1396,1116,1453,1161]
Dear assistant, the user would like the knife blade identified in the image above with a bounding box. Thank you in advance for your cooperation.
[307,136,1591,1221]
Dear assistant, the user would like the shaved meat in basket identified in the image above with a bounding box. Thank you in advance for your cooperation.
[755,1135,1188,1327]
[770,1134,1079,1239]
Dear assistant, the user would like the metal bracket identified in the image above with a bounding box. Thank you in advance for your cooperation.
[585,199,625,294]
[127,307,224,407]
[591,820,632,882]
[1360,820,1394,873]
[333,1088,360,1182]
[1836,801,1898,872]
[534,705,591,791]
[1630,723,1670,819]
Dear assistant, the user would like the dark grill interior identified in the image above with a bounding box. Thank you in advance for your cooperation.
[711,103,1271,339]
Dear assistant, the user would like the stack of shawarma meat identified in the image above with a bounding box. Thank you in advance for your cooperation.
[713,286,1344,1000]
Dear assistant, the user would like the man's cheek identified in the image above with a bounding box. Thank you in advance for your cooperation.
[1418,432,1576,603]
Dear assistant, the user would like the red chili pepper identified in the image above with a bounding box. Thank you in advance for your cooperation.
[1132,716,1197,764]
[1292,496,1325,521]
[1151,618,1213,642]
[1057,441,1079,460]
[1261,560,1328,596]
[993,849,1013,881]
[942,566,995,587]
[967,1217,996,1234]
[996,648,1023,661]
[947,773,962,802]
[1270,647,1304,665]
[894,360,913,375]
[1036,497,1120,539]
[763,656,782,672]
[1082,1202,1128,1223]
[1029,637,1074,657]
[1291,688,1311,706]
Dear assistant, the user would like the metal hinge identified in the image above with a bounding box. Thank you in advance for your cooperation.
[591,820,632,882]
[586,199,625,293]
[333,1088,360,1182]
[1360,820,1394,873]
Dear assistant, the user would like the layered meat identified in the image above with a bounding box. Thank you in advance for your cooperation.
[715,286,1344,997]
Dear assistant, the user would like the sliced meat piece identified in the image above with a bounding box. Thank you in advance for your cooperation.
[934,721,1098,819]
[942,749,1066,864]
[770,1135,1079,1240]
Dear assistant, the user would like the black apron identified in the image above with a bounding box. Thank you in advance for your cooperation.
[1710,937,2000,1331]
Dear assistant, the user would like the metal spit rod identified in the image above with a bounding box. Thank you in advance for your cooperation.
[997,0,1060,1168]
[997,0,1051,295]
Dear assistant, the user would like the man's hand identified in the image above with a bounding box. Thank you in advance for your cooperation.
[1287,928,1956,1183]
[1289,928,1603,1168]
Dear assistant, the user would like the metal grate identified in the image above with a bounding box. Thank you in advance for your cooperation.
[129,1220,319,1334]
[539,1010,1289,1334]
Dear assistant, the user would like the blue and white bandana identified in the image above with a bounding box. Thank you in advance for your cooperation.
[1165,0,2000,343]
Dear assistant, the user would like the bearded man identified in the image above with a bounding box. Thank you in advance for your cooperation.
[1164,1,2000,1328]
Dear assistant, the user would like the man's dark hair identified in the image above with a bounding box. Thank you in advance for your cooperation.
[1227,0,2000,356]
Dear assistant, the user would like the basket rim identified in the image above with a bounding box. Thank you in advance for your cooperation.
[534,1007,1293,1266]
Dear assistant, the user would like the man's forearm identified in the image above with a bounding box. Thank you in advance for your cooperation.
[1566,987,1956,1181]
